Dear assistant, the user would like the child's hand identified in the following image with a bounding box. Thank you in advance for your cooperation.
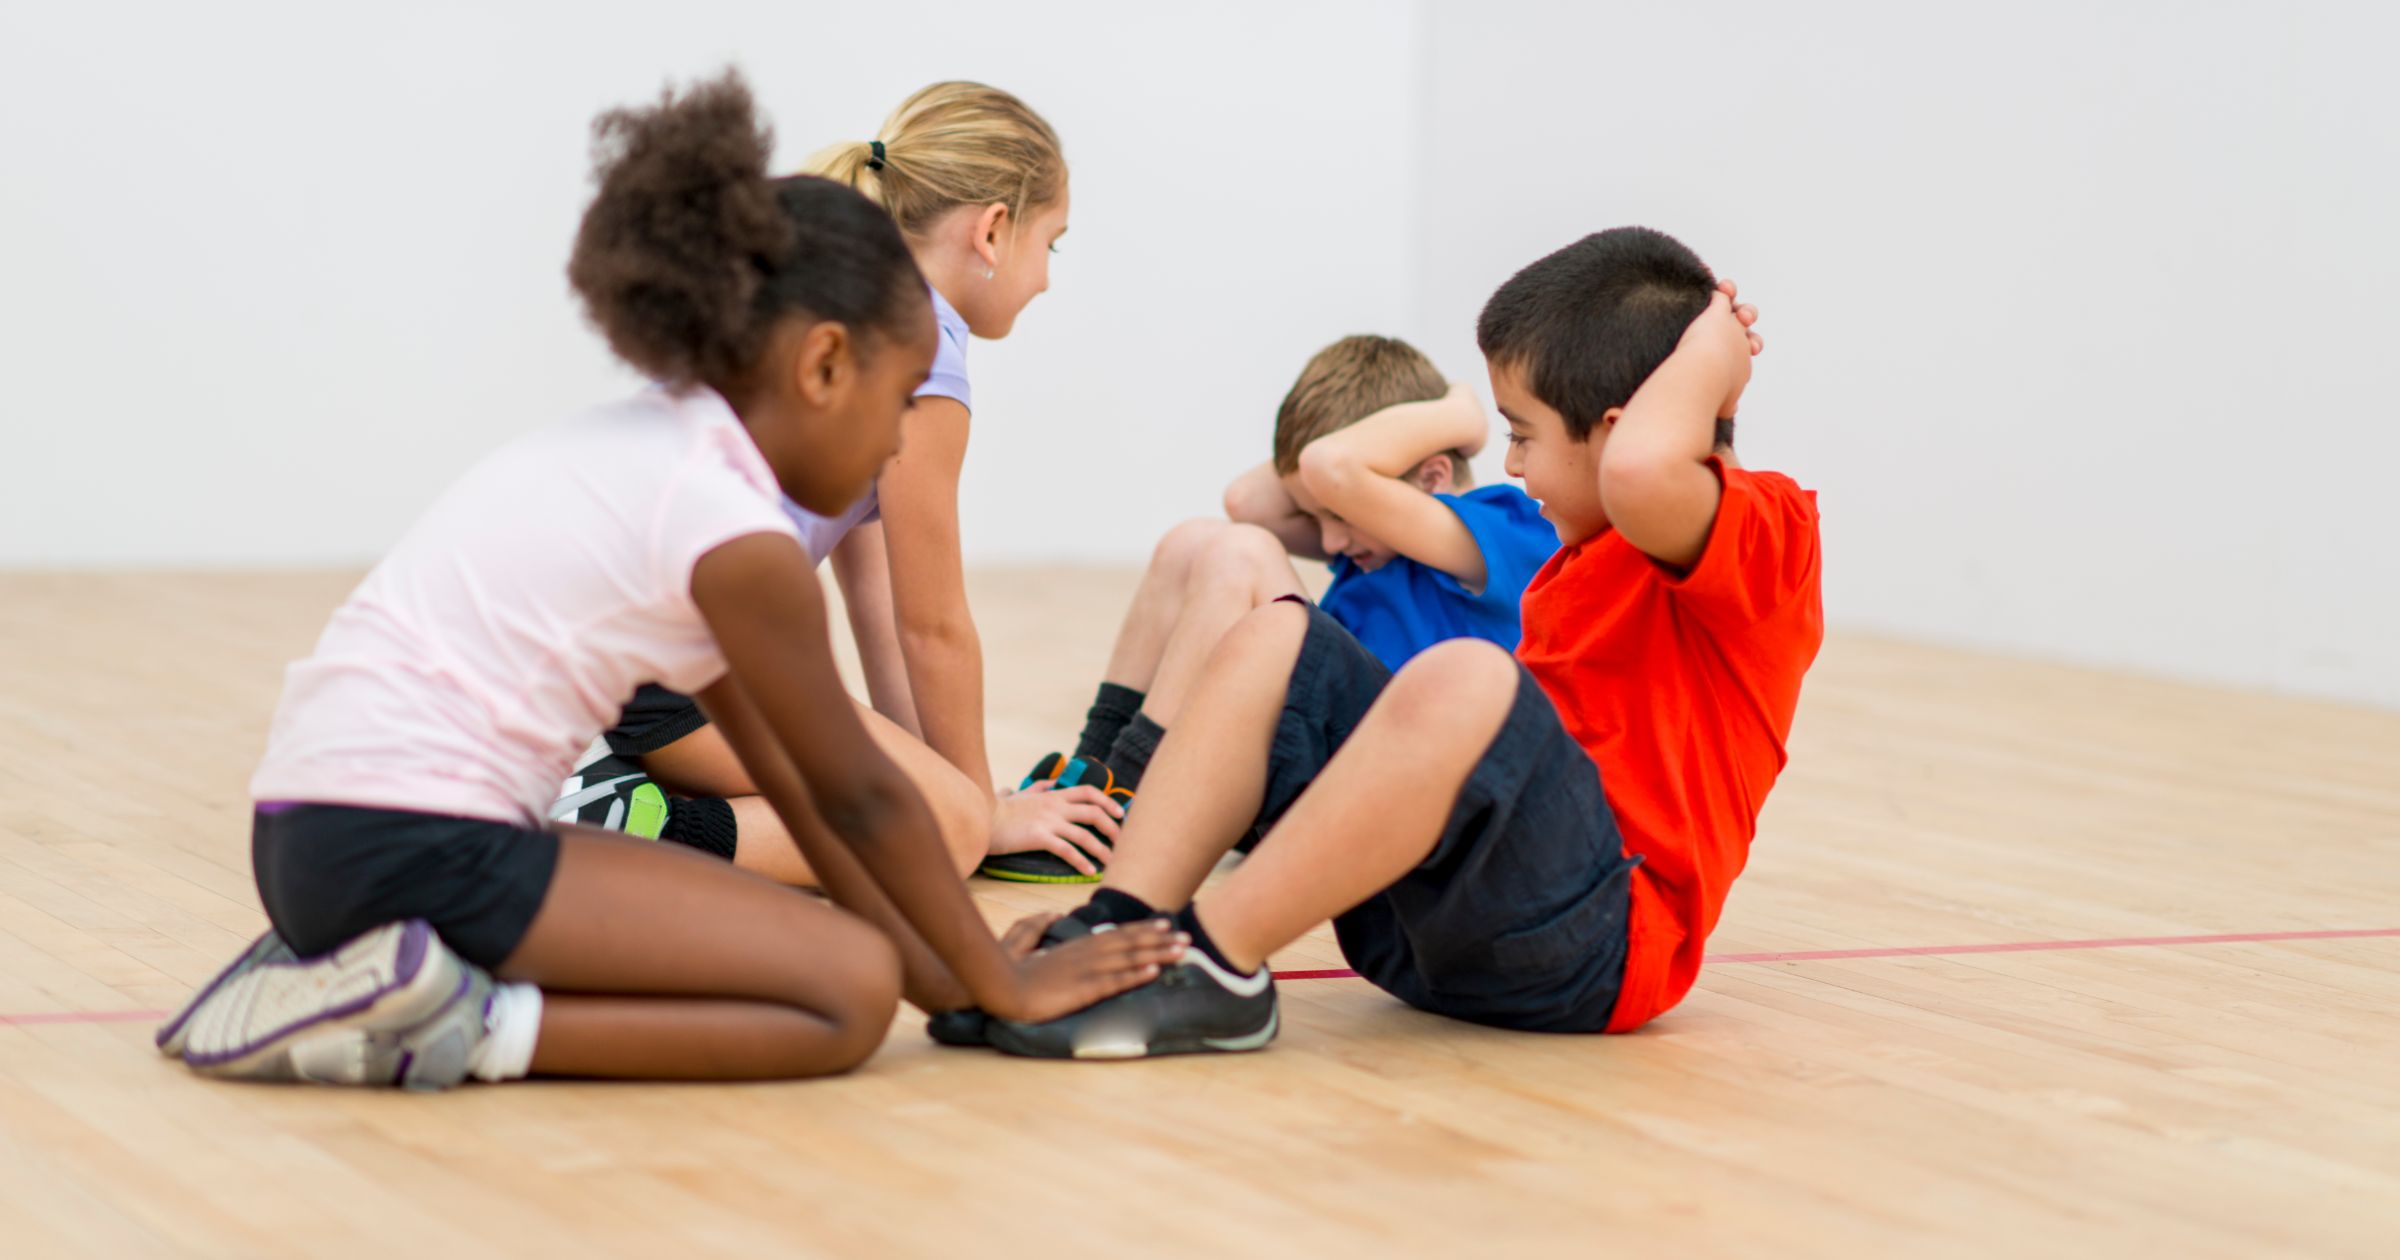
[987,917,1189,1023]
[1679,289,1756,419]
[990,780,1122,875]
[1719,279,1765,357]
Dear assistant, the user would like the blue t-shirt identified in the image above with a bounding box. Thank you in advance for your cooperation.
[781,284,972,564]
[1317,484,1560,671]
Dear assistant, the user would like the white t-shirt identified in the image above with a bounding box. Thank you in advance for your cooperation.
[250,386,799,826]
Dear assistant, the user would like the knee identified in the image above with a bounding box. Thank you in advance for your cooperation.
[1153,517,1230,577]
[1191,524,1289,594]
[1382,639,1519,726]
[813,920,903,1071]
[927,773,992,879]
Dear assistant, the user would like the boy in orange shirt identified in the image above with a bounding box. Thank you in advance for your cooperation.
[982,227,1820,1056]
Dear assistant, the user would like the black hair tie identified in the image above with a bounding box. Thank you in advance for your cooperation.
[866,140,886,171]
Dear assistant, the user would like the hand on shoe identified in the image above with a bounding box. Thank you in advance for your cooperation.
[989,780,1123,875]
[984,914,1188,1023]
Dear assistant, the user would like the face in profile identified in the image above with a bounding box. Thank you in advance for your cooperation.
[781,312,936,516]
[959,183,1071,340]
[1491,360,1607,545]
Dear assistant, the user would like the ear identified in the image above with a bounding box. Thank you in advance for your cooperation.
[1589,406,1627,440]
[789,320,854,406]
[973,202,1010,269]
[1407,453,1455,495]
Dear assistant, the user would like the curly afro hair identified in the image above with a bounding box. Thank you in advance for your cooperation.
[567,68,925,391]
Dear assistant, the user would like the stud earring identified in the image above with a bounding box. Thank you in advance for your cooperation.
[983,265,995,280]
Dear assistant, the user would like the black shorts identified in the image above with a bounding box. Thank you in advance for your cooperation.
[1251,604,1636,1033]
[252,803,562,970]
[607,683,712,757]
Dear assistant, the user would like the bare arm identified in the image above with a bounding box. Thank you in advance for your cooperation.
[1223,460,1327,560]
[828,521,921,738]
[877,396,994,799]
[692,532,1177,1019]
[1295,383,1492,590]
[1598,291,1754,570]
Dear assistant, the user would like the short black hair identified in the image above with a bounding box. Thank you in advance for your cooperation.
[1476,227,1730,447]
[567,69,927,391]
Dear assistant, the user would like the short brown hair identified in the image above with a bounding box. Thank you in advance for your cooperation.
[1271,335,1454,477]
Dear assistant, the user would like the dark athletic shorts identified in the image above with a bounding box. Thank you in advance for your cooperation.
[252,802,562,970]
[606,683,712,757]
[1250,603,1637,1033]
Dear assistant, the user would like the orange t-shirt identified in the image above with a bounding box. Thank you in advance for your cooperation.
[1514,459,1823,1032]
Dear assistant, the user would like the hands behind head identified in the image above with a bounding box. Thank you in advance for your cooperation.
[1684,279,1764,420]
[988,912,1189,1023]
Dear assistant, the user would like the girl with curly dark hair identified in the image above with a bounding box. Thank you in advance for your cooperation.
[156,70,1181,1090]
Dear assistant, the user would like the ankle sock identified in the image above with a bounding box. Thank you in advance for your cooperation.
[1105,713,1167,792]
[467,981,542,1083]
[1074,683,1146,764]
[1173,904,1253,977]
[658,796,738,860]
[1072,886,1157,929]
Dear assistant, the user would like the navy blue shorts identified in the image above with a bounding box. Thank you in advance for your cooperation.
[252,803,560,970]
[1251,604,1635,1033]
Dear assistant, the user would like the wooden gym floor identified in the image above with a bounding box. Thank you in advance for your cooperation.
[2,571,2396,1258]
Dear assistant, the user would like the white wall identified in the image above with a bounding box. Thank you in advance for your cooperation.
[1408,0,2400,709]
[7,1,2397,709]
[0,0,1421,568]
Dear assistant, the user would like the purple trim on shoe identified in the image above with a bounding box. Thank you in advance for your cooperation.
[155,930,280,1050]
[396,921,427,979]
[394,1050,415,1084]
[182,921,433,1069]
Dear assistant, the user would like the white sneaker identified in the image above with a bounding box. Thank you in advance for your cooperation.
[179,920,492,1090]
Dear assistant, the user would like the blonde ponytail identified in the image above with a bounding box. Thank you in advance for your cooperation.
[803,81,1066,239]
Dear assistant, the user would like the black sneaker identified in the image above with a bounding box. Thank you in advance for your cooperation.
[976,755,1128,885]
[921,914,1102,1047]
[924,1008,992,1047]
[548,739,670,839]
[985,943,1279,1061]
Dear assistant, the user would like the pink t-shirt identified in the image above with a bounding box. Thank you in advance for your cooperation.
[250,386,800,826]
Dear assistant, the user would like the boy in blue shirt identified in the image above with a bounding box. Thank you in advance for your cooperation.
[982,335,1558,884]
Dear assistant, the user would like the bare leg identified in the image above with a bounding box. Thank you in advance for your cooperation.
[498,827,902,1080]
[1099,518,1233,691]
[1140,524,1306,726]
[1099,601,1313,910]
[639,701,988,884]
[1193,640,1520,971]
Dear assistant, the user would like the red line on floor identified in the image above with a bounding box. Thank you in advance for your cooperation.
[8,928,2393,1024]
[1703,926,2400,964]
[2,1009,168,1027]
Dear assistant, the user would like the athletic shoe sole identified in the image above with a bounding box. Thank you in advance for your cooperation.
[180,920,462,1081]
[1044,1003,1280,1060]
[156,928,297,1059]
[975,854,1105,884]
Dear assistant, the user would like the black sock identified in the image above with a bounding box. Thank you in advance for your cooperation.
[1105,712,1167,791]
[658,796,738,860]
[1173,904,1253,977]
[1074,682,1146,764]
[1070,886,1156,930]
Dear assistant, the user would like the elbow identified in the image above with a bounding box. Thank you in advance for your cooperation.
[1596,452,1676,519]
[1294,442,1360,501]
[1221,480,1258,523]
[896,611,977,659]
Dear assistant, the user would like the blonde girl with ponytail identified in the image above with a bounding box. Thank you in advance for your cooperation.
[571,83,1116,888]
